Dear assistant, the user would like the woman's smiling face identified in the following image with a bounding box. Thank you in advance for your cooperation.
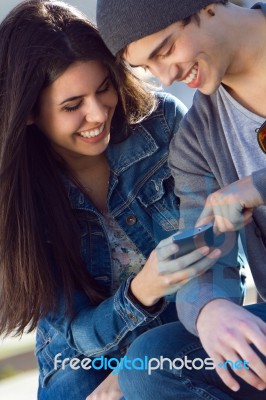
[33,60,118,162]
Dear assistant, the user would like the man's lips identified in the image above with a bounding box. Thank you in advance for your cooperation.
[180,64,199,84]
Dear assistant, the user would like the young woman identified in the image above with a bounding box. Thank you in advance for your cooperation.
[0,1,220,398]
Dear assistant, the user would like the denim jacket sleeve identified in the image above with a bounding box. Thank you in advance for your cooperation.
[36,274,167,387]
[47,274,167,358]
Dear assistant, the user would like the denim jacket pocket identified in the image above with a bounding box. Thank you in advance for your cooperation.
[36,325,80,388]
[137,166,179,232]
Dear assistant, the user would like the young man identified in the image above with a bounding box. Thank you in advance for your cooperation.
[97,1,266,399]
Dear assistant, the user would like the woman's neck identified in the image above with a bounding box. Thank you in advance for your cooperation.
[71,154,110,213]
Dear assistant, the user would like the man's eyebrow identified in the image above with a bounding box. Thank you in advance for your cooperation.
[148,33,174,60]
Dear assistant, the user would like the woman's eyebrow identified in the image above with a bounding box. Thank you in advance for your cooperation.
[60,95,83,105]
[59,76,110,105]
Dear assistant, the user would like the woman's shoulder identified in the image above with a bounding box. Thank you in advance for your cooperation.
[154,91,188,116]
[139,91,187,138]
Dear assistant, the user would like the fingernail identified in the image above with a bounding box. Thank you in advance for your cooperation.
[213,226,220,234]
[231,384,240,392]
[212,249,221,257]
[201,246,209,255]
[257,384,266,391]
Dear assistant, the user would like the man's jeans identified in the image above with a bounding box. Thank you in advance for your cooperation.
[119,303,266,400]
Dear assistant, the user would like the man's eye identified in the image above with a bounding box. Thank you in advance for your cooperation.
[160,44,175,59]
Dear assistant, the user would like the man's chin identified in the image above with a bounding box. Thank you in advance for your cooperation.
[197,84,220,96]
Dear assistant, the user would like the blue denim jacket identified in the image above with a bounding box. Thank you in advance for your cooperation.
[36,92,187,387]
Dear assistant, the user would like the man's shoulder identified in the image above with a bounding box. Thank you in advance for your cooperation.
[183,89,219,126]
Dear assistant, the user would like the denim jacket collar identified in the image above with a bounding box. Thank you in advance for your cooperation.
[106,123,159,175]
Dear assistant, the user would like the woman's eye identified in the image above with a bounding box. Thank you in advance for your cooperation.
[63,102,82,113]
[97,80,111,94]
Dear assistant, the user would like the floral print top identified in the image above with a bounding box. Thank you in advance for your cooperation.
[102,212,146,293]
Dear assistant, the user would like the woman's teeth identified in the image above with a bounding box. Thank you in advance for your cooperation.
[182,65,198,84]
[79,124,104,138]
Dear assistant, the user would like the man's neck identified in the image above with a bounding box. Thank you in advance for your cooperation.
[221,5,266,117]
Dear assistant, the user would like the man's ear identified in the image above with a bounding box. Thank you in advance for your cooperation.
[204,3,215,17]
[207,8,215,17]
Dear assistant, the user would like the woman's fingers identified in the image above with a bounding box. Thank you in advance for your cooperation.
[155,234,180,261]
[159,246,221,274]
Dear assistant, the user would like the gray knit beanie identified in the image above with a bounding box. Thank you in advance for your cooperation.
[97,0,221,56]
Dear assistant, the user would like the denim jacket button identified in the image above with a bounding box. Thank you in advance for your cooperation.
[128,312,137,322]
[125,215,137,225]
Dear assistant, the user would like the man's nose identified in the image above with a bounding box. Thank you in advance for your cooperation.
[151,63,178,86]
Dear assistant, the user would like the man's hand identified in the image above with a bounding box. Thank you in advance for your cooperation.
[196,175,263,232]
[86,372,123,400]
[197,299,266,392]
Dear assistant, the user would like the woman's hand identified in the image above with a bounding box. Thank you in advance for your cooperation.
[196,175,263,233]
[86,372,123,400]
[131,234,221,307]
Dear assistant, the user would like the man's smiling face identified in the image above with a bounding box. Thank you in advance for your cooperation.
[124,8,230,95]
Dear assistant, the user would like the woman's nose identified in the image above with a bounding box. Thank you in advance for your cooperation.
[84,98,108,123]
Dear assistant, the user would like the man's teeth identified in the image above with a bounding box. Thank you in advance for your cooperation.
[79,124,104,138]
[182,65,198,84]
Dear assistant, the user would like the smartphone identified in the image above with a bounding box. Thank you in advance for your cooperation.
[172,223,215,257]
